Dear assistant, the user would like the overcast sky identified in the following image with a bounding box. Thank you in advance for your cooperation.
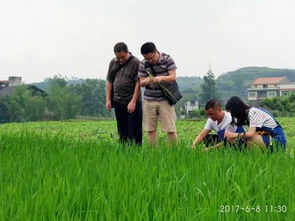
[1,0,295,83]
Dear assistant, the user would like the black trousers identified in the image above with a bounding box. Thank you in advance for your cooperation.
[203,134,222,147]
[204,134,247,149]
[114,101,143,146]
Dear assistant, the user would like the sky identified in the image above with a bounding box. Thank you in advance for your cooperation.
[1,0,295,83]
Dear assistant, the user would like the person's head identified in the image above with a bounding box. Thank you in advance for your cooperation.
[113,42,130,64]
[205,99,223,121]
[140,42,159,64]
[225,96,250,125]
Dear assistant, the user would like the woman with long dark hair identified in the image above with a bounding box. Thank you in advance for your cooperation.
[224,96,286,150]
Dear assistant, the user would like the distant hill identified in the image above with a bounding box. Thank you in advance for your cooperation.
[218,66,295,83]
[176,76,203,92]
[216,67,295,100]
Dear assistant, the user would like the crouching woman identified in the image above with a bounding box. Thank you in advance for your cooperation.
[224,96,286,151]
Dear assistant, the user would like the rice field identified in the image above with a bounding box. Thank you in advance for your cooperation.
[0,118,294,220]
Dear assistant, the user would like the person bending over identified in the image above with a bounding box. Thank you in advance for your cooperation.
[224,96,286,151]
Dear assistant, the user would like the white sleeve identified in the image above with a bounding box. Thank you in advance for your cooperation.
[204,119,213,131]
[225,116,238,132]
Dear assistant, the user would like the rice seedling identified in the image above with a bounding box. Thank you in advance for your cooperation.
[0,118,294,220]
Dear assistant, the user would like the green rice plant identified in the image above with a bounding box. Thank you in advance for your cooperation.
[0,119,294,220]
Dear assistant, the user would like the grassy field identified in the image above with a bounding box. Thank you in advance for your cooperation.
[0,118,294,220]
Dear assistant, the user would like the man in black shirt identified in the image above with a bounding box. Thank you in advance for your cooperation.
[105,42,142,145]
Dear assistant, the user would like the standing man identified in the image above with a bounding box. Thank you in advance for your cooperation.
[192,99,244,151]
[105,42,142,145]
[138,42,177,145]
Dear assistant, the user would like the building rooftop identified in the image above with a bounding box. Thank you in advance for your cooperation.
[252,77,287,85]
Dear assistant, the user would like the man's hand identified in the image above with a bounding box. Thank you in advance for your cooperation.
[105,100,112,111]
[127,101,136,113]
[153,76,165,83]
[191,141,198,149]
[224,131,237,139]
[202,146,216,152]
[227,137,236,144]
[142,77,154,86]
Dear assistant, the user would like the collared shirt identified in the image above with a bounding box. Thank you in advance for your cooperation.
[205,111,243,139]
[205,112,238,133]
[138,52,177,101]
[106,55,140,104]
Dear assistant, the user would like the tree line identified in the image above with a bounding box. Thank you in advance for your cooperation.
[1,73,294,123]
[0,76,111,123]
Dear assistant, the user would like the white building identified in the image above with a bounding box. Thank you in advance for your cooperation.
[248,77,295,103]
[0,76,22,87]
[8,76,22,86]
[184,100,199,114]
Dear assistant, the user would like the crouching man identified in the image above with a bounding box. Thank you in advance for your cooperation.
[192,99,245,151]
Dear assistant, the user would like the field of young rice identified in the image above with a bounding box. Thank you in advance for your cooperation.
[0,118,294,220]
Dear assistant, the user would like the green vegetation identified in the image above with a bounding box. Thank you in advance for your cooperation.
[0,86,47,123]
[262,94,295,117]
[0,76,111,123]
[1,67,295,123]
[199,69,219,106]
[218,67,295,82]
[0,119,294,220]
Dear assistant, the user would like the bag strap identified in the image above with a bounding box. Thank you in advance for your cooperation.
[111,55,134,82]
[144,62,157,77]
[148,63,157,77]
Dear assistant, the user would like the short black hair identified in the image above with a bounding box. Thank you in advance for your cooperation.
[205,99,222,110]
[114,42,128,53]
[141,42,157,55]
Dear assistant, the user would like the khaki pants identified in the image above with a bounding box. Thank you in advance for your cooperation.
[143,100,176,132]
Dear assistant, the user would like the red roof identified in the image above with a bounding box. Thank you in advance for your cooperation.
[280,88,295,91]
[252,77,286,85]
[0,80,9,83]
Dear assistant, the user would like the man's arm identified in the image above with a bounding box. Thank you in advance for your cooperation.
[127,82,141,113]
[105,81,113,111]
[153,70,176,83]
[192,129,210,149]
[224,127,256,139]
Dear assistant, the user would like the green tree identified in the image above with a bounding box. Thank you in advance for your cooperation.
[262,94,295,116]
[0,86,46,122]
[46,76,82,120]
[70,79,111,117]
[0,96,12,123]
[199,69,219,106]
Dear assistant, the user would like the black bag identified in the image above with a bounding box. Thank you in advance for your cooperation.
[145,63,182,105]
[160,81,183,105]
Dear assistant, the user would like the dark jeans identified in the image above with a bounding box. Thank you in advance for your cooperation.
[114,101,143,146]
[204,134,247,150]
[204,134,222,147]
